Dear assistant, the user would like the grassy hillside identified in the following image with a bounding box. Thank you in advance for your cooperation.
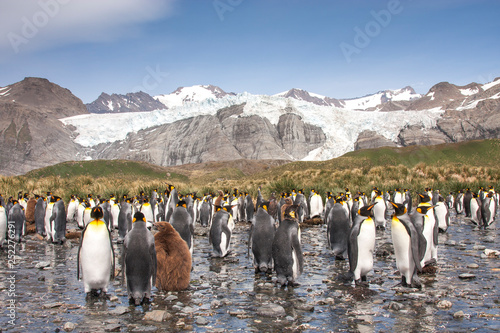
[1,140,498,202]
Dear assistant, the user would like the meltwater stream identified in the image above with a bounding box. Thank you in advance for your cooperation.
[0,210,499,332]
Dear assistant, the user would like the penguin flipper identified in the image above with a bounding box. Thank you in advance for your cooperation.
[348,221,361,275]
[76,223,90,280]
[108,227,115,279]
[150,242,157,288]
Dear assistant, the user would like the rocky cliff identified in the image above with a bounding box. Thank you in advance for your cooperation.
[0,77,88,175]
[86,91,167,113]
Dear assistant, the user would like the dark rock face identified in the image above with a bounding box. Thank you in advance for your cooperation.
[86,91,167,113]
[354,130,397,150]
[0,78,86,175]
[92,111,326,166]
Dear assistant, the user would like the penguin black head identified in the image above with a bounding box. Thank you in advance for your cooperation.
[176,200,187,208]
[418,193,431,203]
[358,203,377,217]
[389,201,406,216]
[284,204,299,220]
[259,201,270,211]
[91,206,104,220]
[416,205,435,215]
[133,211,146,223]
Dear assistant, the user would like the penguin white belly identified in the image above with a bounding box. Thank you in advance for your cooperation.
[486,200,496,226]
[309,195,323,218]
[66,200,77,222]
[0,208,7,246]
[220,232,229,257]
[391,219,413,282]
[435,202,448,231]
[292,248,299,279]
[421,214,436,266]
[354,220,375,280]
[77,205,85,228]
[373,198,386,227]
[80,228,112,293]
[111,205,120,228]
[83,209,92,227]
[44,203,55,241]
[470,199,480,224]
[141,205,154,228]
[394,193,404,204]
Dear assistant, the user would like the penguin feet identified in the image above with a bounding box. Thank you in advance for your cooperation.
[354,279,369,287]
[376,225,386,231]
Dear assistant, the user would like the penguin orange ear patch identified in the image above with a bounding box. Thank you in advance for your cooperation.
[263,205,267,211]
[132,217,137,223]
[289,211,296,218]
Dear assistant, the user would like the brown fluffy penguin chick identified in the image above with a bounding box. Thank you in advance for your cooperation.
[154,222,192,291]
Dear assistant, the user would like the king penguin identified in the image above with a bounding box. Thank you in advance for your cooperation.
[249,202,276,273]
[199,196,212,227]
[117,198,134,244]
[389,201,426,288]
[326,199,350,260]
[309,190,324,219]
[49,196,67,244]
[77,206,115,298]
[434,196,450,233]
[9,200,25,243]
[140,197,154,229]
[347,203,377,286]
[0,204,7,247]
[44,196,56,241]
[154,221,191,291]
[454,190,464,214]
[469,193,483,226]
[209,205,235,257]
[122,212,157,305]
[66,195,78,224]
[170,200,194,256]
[410,203,438,270]
[481,192,497,228]
[372,190,387,230]
[272,205,303,287]
[34,196,46,235]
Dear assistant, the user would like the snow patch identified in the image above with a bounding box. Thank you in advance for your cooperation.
[482,78,500,91]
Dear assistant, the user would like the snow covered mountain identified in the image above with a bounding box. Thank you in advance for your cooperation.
[60,77,500,165]
[154,85,236,109]
[86,91,166,113]
[274,86,421,110]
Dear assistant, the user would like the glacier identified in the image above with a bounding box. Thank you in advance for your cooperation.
[60,91,445,161]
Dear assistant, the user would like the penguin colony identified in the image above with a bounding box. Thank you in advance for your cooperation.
[0,184,497,303]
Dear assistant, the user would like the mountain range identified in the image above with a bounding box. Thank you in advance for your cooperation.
[0,76,499,176]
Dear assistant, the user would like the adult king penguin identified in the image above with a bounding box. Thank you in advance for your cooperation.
[209,205,235,257]
[434,196,450,233]
[481,192,497,228]
[117,198,133,244]
[249,202,276,273]
[272,205,303,287]
[77,206,115,298]
[0,204,7,247]
[309,189,323,219]
[372,190,387,230]
[326,199,350,260]
[410,203,438,270]
[9,200,25,243]
[49,196,67,244]
[389,201,425,288]
[170,200,194,255]
[347,203,377,286]
[122,212,157,305]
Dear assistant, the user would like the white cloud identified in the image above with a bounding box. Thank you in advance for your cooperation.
[0,0,175,56]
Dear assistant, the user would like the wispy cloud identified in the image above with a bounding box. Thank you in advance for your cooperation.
[0,0,176,57]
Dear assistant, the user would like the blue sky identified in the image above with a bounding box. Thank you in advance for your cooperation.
[1,0,499,103]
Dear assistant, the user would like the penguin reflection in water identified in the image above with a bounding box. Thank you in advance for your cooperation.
[272,205,303,287]
[122,212,157,305]
[77,206,115,299]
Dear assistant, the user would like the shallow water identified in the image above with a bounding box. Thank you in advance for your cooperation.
[0,209,499,332]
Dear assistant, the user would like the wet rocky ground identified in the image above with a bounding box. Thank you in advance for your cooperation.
[0,210,499,332]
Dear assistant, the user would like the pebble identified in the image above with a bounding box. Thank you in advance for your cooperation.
[386,301,403,311]
[257,303,286,317]
[458,273,476,280]
[35,261,51,269]
[143,310,168,322]
[104,324,122,332]
[108,306,130,315]
[195,316,209,325]
[453,310,465,319]
[467,263,479,269]
[63,322,76,332]
[437,300,453,309]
